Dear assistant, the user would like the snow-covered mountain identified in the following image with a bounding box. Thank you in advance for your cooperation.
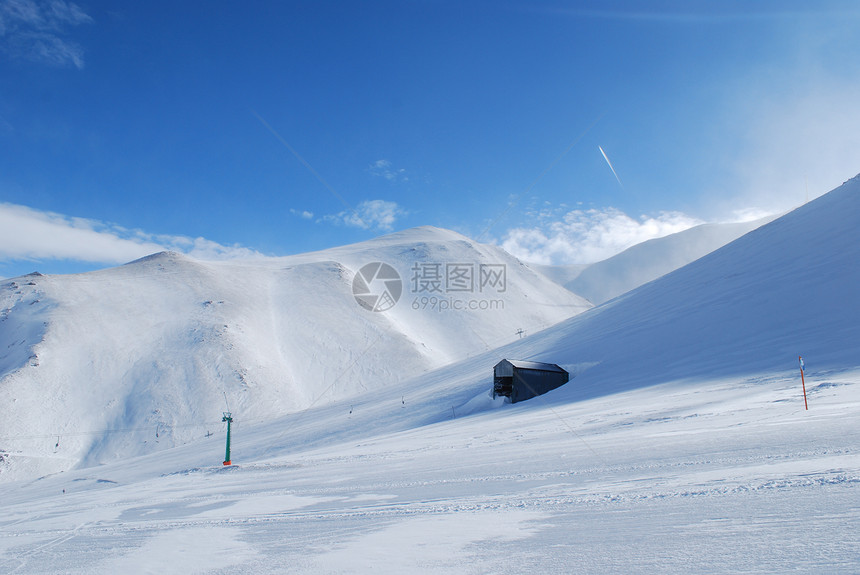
[535,216,774,305]
[0,226,590,481]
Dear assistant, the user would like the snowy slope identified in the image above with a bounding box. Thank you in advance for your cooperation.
[536,216,774,305]
[515,181,858,395]
[0,226,590,481]
[0,177,857,573]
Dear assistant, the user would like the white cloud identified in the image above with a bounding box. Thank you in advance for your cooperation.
[501,207,703,265]
[158,235,264,261]
[0,203,163,263]
[728,206,778,224]
[290,208,314,220]
[369,159,408,182]
[324,199,406,231]
[0,0,92,68]
[0,202,264,266]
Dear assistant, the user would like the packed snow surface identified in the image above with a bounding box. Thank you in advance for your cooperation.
[1,177,859,573]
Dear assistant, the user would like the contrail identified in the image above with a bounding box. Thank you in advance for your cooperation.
[251,109,367,228]
[598,145,623,187]
[475,114,604,242]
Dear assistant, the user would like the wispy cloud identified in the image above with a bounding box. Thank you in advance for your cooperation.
[157,235,263,261]
[324,199,406,231]
[500,207,703,265]
[724,77,860,215]
[369,159,408,183]
[0,202,264,267]
[547,6,860,24]
[289,208,314,220]
[0,0,92,68]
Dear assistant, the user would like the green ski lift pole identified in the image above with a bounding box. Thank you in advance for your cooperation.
[222,412,233,466]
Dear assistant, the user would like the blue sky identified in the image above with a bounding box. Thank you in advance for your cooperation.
[2,0,860,278]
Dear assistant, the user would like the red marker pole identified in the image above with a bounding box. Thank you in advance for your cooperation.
[799,356,808,410]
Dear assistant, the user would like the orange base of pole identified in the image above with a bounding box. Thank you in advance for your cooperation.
[223,460,231,466]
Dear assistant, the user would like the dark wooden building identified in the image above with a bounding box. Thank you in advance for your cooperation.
[493,359,569,403]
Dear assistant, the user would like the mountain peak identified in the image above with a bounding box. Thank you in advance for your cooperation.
[364,226,474,246]
[124,250,194,267]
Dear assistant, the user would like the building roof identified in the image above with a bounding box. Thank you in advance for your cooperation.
[495,359,567,373]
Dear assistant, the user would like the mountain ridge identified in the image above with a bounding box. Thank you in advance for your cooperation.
[0,226,590,481]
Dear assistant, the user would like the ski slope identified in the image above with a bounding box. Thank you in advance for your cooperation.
[0,226,590,482]
[0,177,858,573]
